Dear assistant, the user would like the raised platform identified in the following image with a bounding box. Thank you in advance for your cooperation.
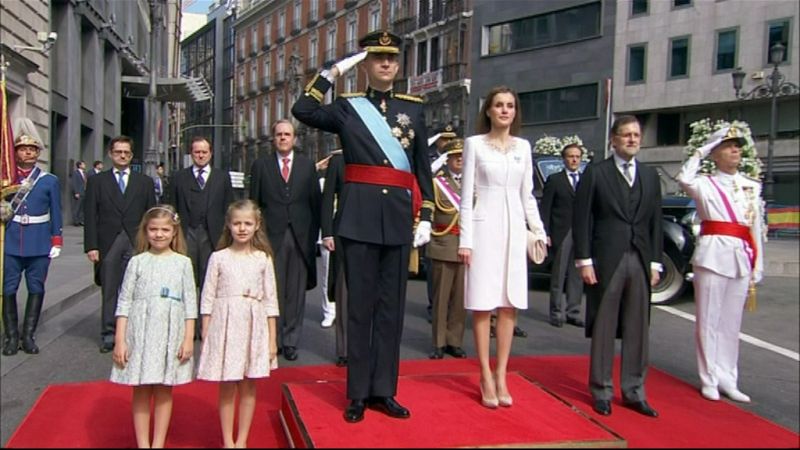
[279,372,626,448]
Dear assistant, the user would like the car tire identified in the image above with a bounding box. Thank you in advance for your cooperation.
[651,250,686,304]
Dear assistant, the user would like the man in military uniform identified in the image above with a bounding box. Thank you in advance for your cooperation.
[2,134,63,356]
[292,30,434,423]
[677,125,763,403]
[427,139,467,360]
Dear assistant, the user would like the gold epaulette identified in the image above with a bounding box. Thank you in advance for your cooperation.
[395,93,423,103]
[340,92,365,98]
[303,74,325,102]
[421,200,435,210]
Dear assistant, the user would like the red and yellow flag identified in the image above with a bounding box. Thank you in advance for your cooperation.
[1,78,17,187]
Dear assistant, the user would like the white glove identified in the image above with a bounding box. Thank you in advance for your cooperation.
[333,51,368,77]
[413,221,432,248]
[696,126,731,158]
[49,246,62,259]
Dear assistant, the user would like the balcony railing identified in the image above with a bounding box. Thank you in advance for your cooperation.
[307,56,318,72]
[324,48,336,65]
[324,0,336,18]
[292,19,301,35]
[344,39,357,55]
[307,9,318,26]
[442,63,467,84]
[274,71,286,85]
[260,125,270,138]
[344,0,357,8]
[261,76,271,90]
[237,85,245,98]
[249,81,259,94]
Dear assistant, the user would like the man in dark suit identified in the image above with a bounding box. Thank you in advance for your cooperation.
[168,136,234,336]
[541,143,585,328]
[84,136,156,353]
[89,160,103,177]
[573,115,663,418]
[292,30,434,423]
[70,160,86,226]
[249,119,321,362]
[320,150,348,367]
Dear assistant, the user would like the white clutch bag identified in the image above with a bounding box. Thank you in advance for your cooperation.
[527,231,547,264]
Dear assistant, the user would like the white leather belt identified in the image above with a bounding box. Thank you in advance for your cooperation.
[12,213,50,225]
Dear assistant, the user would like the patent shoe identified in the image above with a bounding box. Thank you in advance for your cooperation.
[593,399,612,416]
[624,400,659,417]
[566,317,585,328]
[429,347,444,359]
[283,346,298,361]
[99,341,114,354]
[2,337,19,356]
[335,356,348,367]
[343,400,366,423]
[444,345,466,358]
[513,326,528,338]
[549,318,564,328]
[367,397,410,419]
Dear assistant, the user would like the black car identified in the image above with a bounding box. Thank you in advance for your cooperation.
[530,155,696,304]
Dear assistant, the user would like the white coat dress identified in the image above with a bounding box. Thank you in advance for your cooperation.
[459,135,546,310]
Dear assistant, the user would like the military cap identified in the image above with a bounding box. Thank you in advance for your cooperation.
[14,134,42,150]
[444,138,464,157]
[707,125,747,150]
[359,30,402,54]
[437,123,458,139]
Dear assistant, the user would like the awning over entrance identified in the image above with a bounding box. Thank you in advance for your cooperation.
[121,76,212,102]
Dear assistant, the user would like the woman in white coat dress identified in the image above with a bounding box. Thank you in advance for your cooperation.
[458,86,547,408]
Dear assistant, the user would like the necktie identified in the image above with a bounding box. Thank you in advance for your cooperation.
[281,157,290,182]
[570,172,579,190]
[155,177,162,196]
[196,168,206,189]
[622,162,633,185]
[117,170,126,193]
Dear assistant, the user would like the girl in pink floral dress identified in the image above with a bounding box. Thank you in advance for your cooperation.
[197,200,279,448]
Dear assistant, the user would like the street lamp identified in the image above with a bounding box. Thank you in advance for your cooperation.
[731,43,800,201]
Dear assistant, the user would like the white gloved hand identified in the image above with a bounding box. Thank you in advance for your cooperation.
[696,126,731,158]
[413,221,432,248]
[753,271,763,284]
[333,51,368,77]
[49,246,62,259]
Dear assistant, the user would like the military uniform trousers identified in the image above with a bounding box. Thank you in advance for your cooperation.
[431,259,466,348]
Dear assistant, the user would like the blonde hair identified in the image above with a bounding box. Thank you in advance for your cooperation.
[134,205,187,255]
[216,199,273,257]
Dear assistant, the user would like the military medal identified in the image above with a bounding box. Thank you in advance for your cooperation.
[380,99,388,114]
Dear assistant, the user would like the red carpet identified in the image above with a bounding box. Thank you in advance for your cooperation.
[6,356,799,448]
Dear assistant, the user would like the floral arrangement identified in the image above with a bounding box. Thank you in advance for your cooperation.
[684,118,762,179]
[533,134,591,161]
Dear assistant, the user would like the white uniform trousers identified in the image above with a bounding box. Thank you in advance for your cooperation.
[693,266,749,391]
[320,247,336,322]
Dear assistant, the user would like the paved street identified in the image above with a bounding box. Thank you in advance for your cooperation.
[1,225,798,445]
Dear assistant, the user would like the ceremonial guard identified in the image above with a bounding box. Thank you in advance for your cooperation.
[427,139,467,359]
[677,124,764,403]
[2,134,63,356]
[292,30,434,423]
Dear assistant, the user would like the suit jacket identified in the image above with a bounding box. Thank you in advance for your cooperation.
[540,170,576,252]
[84,169,156,258]
[250,151,321,290]
[71,170,86,196]
[573,156,662,337]
[168,166,234,247]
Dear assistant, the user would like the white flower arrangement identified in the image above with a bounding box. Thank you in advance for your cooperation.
[534,134,591,161]
[684,118,762,179]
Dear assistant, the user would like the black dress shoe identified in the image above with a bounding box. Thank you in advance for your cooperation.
[593,399,612,416]
[444,345,466,358]
[429,347,444,359]
[489,325,496,338]
[99,341,114,354]
[367,396,410,419]
[549,318,564,328]
[344,400,366,423]
[283,346,298,361]
[566,317,585,327]
[335,356,348,367]
[624,400,658,417]
[513,326,528,338]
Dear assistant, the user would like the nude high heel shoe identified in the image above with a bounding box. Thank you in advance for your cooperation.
[480,378,498,409]
[496,377,513,407]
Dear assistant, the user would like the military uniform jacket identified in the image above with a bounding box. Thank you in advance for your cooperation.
[5,170,63,257]
[292,76,434,246]
[428,172,460,263]
[677,154,764,281]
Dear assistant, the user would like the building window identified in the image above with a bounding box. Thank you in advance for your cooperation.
[276,93,285,120]
[277,48,285,81]
[628,43,646,83]
[264,18,272,46]
[309,0,318,20]
[673,0,692,8]
[430,36,440,71]
[249,104,257,138]
[347,17,357,53]
[669,36,689,78]
[485,1,601,55]
[417,40,428,75]
[631,0,648,16]
[264,58,271,85]
[519,83,598,124]
[308,36,318,69]
[251,27,258,53]
[326,27,336,62]
[262,99,270,134]
[294,0,302,31]
[345,72,356,92]
[239,36,245,58]
[767,18,791,64]
[369,5,381,31]
[278,9,286,39]
[715,28,737,71]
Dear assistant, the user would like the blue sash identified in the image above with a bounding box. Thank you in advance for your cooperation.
[347,97,411,172]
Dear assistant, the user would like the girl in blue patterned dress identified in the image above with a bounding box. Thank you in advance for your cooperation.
[110,205,197,448]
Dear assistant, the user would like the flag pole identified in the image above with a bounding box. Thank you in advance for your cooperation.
[604,78,612,159]
[1,53,9,335]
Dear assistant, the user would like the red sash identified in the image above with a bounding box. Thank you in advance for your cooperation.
[433,223,459,235]
[345,164,422,217]
[700,220,757,270]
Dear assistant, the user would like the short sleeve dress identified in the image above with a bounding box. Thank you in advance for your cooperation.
[110,252,198,386]
[197,248,280,381]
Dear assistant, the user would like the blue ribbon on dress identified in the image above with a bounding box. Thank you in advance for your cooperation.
[160,287,183,302]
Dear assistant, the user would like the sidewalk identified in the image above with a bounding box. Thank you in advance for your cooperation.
[23,225,800,329]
